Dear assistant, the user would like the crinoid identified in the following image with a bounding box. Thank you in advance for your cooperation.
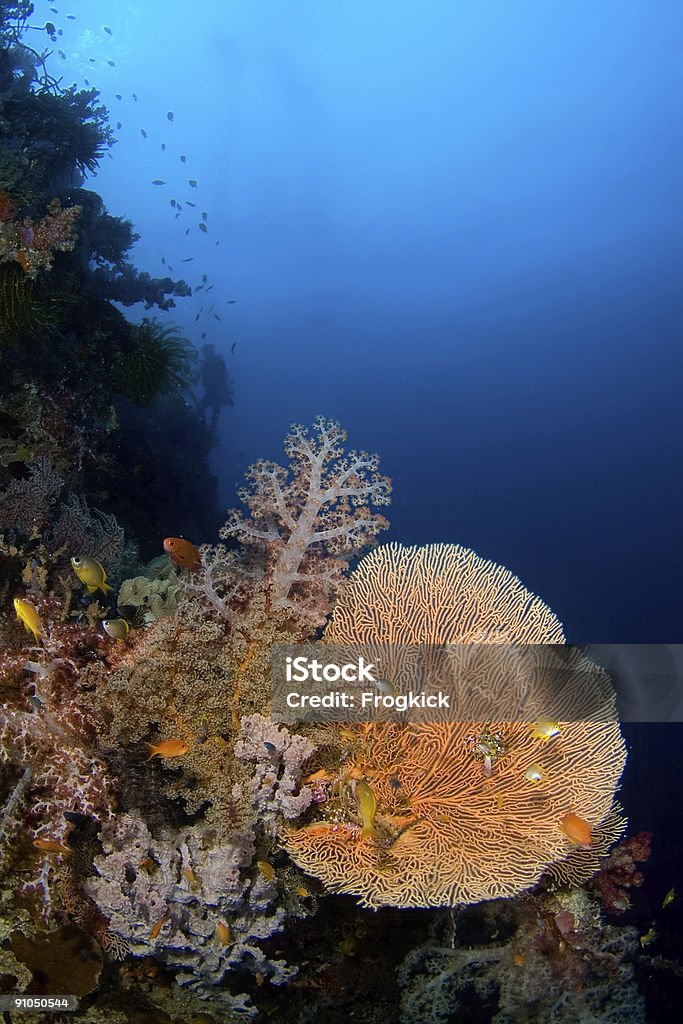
[0,263,50,345]
[117,318,197,403]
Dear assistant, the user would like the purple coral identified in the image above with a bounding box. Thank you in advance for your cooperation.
[86,812,296,1012]
[234,713,315,823]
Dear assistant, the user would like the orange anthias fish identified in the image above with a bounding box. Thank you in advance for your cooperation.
[560,812,592,848]
[149,915,170,940]
[163,537,201,571]
[33,838,71,857]
[146,739,190,761]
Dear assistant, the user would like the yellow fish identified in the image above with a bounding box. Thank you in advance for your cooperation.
[529,720,560,743]
[640,925,657,948]
[257,860,276,881]
[662,886,676,908]
[145,738,190,761]
[524,763,545,783]
[352,779,378,839]
[214,920,231,945]
[102,618,129,640]
[14,598,42,642]
[71,556,113,594]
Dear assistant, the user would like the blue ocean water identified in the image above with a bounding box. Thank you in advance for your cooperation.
[34,0,682,643]
[8,0,683,1017]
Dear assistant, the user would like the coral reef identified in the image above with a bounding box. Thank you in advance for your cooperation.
[115,318,197,405]
[0,195,81,277]
[398,888,645,1023]
[589,830,652,914]
[117,556,182,624]
[218,415,391,629]
[85,812,287,1013]
[234,713,316,825]
[283,543,626,907]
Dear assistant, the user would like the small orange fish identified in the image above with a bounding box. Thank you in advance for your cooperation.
[33,838,71,857]
[214,920,231,945]
[149,915,170,940]
[560,812,592,848]
[145,738,190,761]
[302,769,336,784]
[163,536,201,571]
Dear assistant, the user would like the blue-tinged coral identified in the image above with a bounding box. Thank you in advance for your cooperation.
[398,888,645,1023]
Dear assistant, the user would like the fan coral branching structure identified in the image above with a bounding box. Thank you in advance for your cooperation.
[283,543,627,907]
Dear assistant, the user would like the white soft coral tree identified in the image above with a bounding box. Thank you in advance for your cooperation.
[218,416,391,630]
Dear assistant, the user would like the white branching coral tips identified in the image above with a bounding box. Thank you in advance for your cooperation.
[220,417,391,626]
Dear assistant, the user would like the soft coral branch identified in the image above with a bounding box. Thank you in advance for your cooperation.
[218,416,391,629]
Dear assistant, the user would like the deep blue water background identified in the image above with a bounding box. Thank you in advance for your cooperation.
[31,1,683,1007]
[36,0,683,643]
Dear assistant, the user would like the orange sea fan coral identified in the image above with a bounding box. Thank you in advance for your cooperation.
[283,543,627,908]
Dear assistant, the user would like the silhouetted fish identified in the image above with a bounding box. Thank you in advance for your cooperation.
[228,299,236,304]
[182,257,193,262]
[161,143,166,150]
[188,179,198,187]
[152,179,165,185]
[116,120,121,129]
[132,92,138,101]
[231,342,237,354]
[199,223,207,233]
[161,256,166,264]
[104,26,112,35]
[180,154,187,162]
[167,111,174,121]
[115,93,122,99]
[141,128,147,138]
[186,201,196,207]
[107,59,115,66]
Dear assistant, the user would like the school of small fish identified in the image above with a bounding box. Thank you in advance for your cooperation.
[39,9,240,355]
